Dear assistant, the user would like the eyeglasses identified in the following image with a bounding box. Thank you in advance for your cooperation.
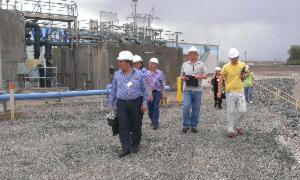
[230,57,239,60]
[189,52,198,55]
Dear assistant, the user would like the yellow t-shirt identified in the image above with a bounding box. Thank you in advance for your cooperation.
[221,61,247,92]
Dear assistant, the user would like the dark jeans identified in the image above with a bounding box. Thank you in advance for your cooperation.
[116,97,142,152]
[147,90,161,128]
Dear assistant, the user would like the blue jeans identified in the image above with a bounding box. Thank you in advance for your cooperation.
[183,90,202,128]
[148,90,161,128]
[244,86,253,103]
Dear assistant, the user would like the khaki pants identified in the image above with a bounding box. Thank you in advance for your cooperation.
[226,92,246,133]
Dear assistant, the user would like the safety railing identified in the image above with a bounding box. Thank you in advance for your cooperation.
[24,66,58,88]
[255,81,299,111]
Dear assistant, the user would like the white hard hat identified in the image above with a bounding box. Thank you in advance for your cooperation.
[117,51,134,61]
[215,67,221,71]
[228,48,239,59]
[133,55,143,63]
[149,57,159,64]
[188,46,199,53]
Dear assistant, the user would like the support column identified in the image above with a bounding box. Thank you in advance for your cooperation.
[0,37,2,89]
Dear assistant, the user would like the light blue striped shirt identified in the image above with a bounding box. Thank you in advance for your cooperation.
[109,69,148,107]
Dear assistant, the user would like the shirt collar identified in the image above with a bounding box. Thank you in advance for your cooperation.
[187,60,200,65]
[121,68,136,75]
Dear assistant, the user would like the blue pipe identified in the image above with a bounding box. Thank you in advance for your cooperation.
[0,85,170,101]
[0,90,109,101]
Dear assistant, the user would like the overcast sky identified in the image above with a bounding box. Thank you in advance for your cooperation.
[76,0,300,61]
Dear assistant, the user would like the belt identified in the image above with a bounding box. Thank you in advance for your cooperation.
[117,97,141,103]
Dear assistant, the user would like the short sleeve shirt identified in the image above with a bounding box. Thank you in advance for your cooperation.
[180,60,207,91]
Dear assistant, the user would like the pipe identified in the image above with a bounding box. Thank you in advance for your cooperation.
[25,20,41,59]
[0,90,109,101]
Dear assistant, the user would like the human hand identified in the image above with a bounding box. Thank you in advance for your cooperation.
[180,75,189,81]
[149,92,153,102]
[141,104,147,113]
[240,73,248,79]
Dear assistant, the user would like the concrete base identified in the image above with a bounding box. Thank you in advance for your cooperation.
[0,110,24,121]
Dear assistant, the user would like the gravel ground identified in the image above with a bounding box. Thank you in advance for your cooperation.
[255,78,299,134]
[0,81,300,179]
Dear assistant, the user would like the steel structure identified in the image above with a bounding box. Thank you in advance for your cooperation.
[1,0,184,89]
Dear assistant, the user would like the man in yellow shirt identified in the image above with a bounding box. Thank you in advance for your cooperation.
[217,48,249,138]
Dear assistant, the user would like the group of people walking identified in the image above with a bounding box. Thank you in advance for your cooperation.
[108,46,254,157]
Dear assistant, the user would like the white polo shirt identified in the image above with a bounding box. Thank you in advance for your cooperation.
[180,60,207,91]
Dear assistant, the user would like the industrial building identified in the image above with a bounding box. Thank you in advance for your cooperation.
[0,0,218,90]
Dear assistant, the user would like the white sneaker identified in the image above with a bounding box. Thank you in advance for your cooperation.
[250,101,253,104]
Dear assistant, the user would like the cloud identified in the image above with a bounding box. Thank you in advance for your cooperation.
[76,0,300,61]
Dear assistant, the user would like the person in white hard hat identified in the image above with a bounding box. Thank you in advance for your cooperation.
[217,48,249,138]
[133,55,146,73]
[133,54,149,139]
[210,66,224,109]
[146,57,166,130]
[108,50,148,157]
[180,46,208,134]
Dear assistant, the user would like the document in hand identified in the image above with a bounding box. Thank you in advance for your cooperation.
[185,75,198,87]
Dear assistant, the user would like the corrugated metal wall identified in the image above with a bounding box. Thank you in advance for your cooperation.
[53,43,183,89]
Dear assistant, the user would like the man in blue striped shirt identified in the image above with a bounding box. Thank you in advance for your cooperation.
[109,51,148,158]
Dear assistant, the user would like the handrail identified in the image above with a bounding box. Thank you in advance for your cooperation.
[255,81,299,111]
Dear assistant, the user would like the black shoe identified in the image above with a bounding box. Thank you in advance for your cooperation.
[153,126,158,130]
[182,128,189,133]
[118,150,130,158]
[191,128,198,133]
[218,106,222,109]
[214,103,217,107]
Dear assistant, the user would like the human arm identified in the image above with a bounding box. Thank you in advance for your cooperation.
[180,63,189,80]
[141,76,149,112]
[160,71,167,98]
[217,74,225,98]
[108,73,118,111]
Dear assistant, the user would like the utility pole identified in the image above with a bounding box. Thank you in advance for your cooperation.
[174,32,183,48]
[244,51,247,63]
[132,0,138,37]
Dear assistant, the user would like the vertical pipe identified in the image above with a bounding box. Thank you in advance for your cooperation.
[133,1,137,37]
[175,33,179,48]
[72,47,77,89]
[177,77,183,104]
[87,43,90,82]
[217,46,219,66]
[9,81,15,120]
[100,95,103,111]
[68,22,72,49]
